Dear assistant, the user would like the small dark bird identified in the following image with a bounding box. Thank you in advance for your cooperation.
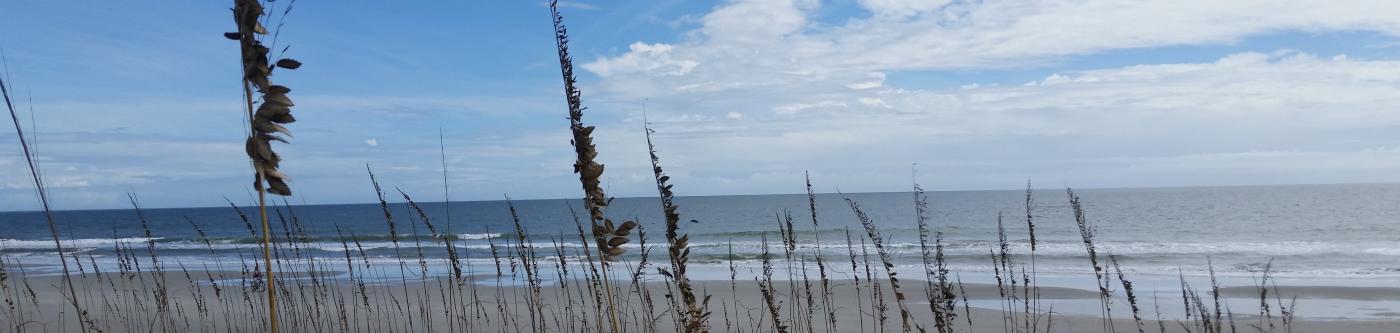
[689,219,699,224]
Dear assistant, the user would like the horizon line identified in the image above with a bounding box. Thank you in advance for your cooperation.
[4,181,1395,213]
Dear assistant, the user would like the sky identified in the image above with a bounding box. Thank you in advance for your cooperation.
[1,0,1399,210]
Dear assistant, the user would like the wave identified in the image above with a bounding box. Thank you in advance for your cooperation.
[1362,247,1400,256]
[686,228,864,239]
[6,236,1398,265]
[457,233,503,240]
[0,237,162,249]
[210,233,500,244]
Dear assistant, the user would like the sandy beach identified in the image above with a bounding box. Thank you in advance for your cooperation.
[4,269,1397,332]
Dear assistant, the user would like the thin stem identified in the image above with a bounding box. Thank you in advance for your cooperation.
[242,57,279,333]
[1,60,90,333]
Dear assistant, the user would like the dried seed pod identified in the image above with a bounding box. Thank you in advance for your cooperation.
[263,94,293,107]
[261,133,288,144]
[255,102,290,118]
[607,236,629,247]
[612,227,632,237]
[265,178,290,196]
[252,119,292,137]
[247,76,270,93]
[275,59,302,70]
[582,163,604,179]
[262,168,289,181]
[269,112,296,124]
[247,137,274,162]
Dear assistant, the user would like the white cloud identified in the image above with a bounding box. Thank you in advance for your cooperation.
[585,0,1400,99]
[574,49,1400,196]
[365,139,379,147]
[698,0,813,45]
[846,72,887,89]
[858,0,953,18]
[772,100,849,115]
[857,97,890,108]
[566,0,1400,196]
[583,43,698,77]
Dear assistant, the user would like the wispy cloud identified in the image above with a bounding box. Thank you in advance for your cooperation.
[585,0,1400,98]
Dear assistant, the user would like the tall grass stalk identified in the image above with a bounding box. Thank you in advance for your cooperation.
[1068,188,1113,333]
[844,227,867,331]
[806,172,836,333]
[1024,181,1041,332]
[644,118,709,332]
[507,197,546,331]
[549,1,632,330]
[1257,259,1275,332]
[0,58,92,333]
[228,0,303,330]
[1111,255,1146,333]
[757,233,787,333]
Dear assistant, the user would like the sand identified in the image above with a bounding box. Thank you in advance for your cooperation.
[1,270,1396,332]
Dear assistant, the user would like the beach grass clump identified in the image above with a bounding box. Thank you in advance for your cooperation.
[756,234,788,333]
[914,176,957,333]
[645,120,710,332]
[845,196,919,333]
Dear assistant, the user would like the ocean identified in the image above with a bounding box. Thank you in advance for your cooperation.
[3,183,1399,285]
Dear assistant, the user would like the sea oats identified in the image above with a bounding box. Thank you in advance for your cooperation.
[228,1,302,330]
[645,120,709,332]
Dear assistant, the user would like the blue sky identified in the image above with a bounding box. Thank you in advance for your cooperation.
[2,0,1399,210]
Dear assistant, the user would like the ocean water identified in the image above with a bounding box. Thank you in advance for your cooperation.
[2,183,1399,285]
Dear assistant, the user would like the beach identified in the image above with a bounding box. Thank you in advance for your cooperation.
[2,0,1397,331]
[4,270,1398,332]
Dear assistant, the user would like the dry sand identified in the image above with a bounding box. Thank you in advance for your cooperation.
[2,271,1396,332]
